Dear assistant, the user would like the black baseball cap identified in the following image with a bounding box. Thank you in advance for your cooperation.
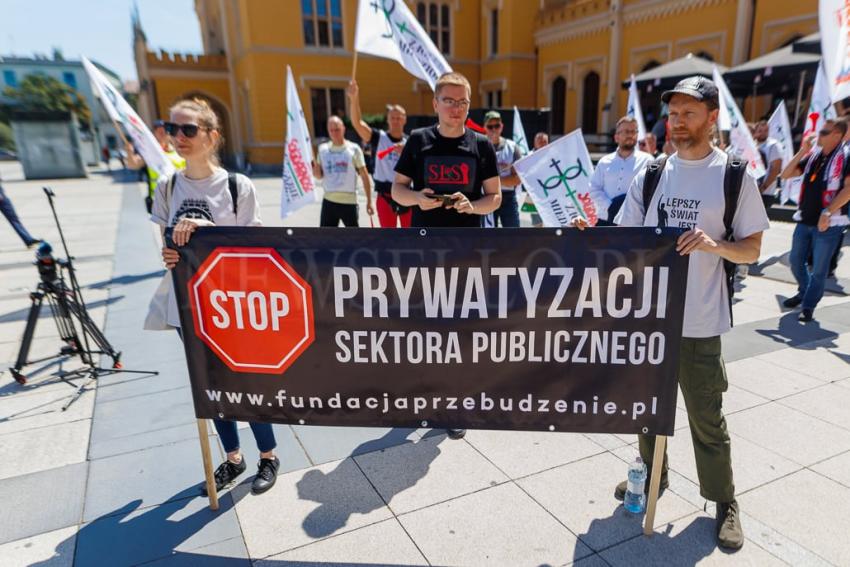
[661,76,719,109]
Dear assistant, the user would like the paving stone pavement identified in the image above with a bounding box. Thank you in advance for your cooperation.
[1,161,849,566]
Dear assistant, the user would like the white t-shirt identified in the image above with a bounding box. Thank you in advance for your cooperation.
[589,150,654,220]
[758,137,784,195]
[615,148,770,338]
[150,168,262,327]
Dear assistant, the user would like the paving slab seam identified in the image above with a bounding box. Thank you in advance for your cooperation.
[455,435,612,560]
[93,383,191,406]
[731,401,850,450]
[288,426,319,467]
[654,468,829,566]
[346,453,434,566]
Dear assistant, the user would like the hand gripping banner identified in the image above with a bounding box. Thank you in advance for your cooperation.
[171,227,688,435]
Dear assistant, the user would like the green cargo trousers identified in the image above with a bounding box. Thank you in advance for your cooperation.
[638,336,735,503]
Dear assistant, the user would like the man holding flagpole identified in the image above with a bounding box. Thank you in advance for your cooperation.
[346,79,411,228]
[483,110,523,227]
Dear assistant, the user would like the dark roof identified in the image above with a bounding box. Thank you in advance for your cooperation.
[724,43,820,87]
[792,32,820,54]
[623,53,726,90]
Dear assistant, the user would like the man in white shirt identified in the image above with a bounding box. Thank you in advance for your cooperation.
[313,116,374,227]
[589,116,653,225]
[573,76,770,551]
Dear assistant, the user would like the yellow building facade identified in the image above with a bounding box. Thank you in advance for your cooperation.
[134,0,818,167]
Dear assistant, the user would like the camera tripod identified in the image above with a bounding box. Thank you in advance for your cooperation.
[9,187,158,410]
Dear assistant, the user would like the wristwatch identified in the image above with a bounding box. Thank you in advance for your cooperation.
[821,208,833,217]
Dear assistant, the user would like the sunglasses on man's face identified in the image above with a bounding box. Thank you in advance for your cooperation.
[485,123,502,130]
[819,128,836,137]
[164,122,204,138]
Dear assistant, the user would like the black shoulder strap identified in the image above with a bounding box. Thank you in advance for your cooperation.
[165,172,177,216]
[722,157,747,327]
[723,158,747,241]
[227,172,238,216]
[642,155,668,212]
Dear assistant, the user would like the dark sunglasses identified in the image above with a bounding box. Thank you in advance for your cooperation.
[819,128,835,137]
[164,122,205,138]
[485,123,502,130]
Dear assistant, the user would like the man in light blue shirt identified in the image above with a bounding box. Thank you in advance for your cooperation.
[589,116,654,224]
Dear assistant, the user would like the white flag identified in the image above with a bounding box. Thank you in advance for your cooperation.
[281,66,317,218]
[81,56,172,178]
[512,106,529,156]
[513,129,599,227]
[804,62,838,137]
[627,75,647,141]
[768,101,799,205]
[819,0,850,102]
[354,0,452,90]
[712,66,766,178]
[768,101,794,168]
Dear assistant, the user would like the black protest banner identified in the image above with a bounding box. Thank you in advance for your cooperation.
[171,227,688,435]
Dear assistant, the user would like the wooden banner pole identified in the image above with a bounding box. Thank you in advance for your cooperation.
[197,418,219,511]
[643,435,667,535]
[351,50,359,80]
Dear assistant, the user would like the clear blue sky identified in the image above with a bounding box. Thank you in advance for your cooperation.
[0,0,204,82]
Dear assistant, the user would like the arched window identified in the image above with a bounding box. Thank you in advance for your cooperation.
[551,76,566,135]
[582,71,600,133]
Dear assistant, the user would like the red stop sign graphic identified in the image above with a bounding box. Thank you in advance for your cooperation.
[188,247,314,374]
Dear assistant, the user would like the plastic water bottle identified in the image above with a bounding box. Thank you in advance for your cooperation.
[624,457,647,513]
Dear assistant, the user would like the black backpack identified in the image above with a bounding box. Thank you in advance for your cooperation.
[641,155,747,326]
[167,171,239,216]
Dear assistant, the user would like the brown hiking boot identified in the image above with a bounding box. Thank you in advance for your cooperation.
[716,499,744,550]
[614,474,668,501]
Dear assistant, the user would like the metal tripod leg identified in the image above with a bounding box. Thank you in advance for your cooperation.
[11,289,45,384]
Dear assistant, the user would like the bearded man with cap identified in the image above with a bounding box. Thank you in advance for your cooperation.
[573,76,770,550]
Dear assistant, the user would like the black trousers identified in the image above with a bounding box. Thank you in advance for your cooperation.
[320,199,359,227]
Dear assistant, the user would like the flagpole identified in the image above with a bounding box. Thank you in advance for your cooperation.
[352,50,359,80]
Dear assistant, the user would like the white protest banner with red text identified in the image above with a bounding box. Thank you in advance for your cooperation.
[281,66,318,218]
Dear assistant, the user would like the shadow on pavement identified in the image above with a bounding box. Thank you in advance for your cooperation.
[755,311,841,348]
[573,511,720,566]
[32,486,247,567]
[86,270,165,290]
[0,296,124,324]
[297,428,441,539]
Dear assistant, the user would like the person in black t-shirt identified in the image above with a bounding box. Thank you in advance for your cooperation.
[780,118,850,322]
[392,73,500,440]
[392,72,501,230]
[347,80,412,227]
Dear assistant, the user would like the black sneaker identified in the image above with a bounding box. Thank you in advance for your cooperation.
[201,458,247,495]
[717,499,744,550]
[446,428,467,440]
[799,309,814,322]
[614,474,668,501]
[782,295,803,308]
[251,456,280,494]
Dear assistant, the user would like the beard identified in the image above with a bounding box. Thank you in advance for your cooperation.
[619,141,636,152]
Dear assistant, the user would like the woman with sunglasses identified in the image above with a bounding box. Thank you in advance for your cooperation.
[150,97,280,496]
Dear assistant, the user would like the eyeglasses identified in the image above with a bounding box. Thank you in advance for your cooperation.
[438,97,470,110]
[819,128,835,137]
[164,122,206,138]
[485,123,502,130]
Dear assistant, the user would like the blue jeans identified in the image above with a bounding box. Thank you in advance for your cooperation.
[789,223,845,310]
[175,329,276,454]
[491,190,520,227]
[0,184,37,246]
